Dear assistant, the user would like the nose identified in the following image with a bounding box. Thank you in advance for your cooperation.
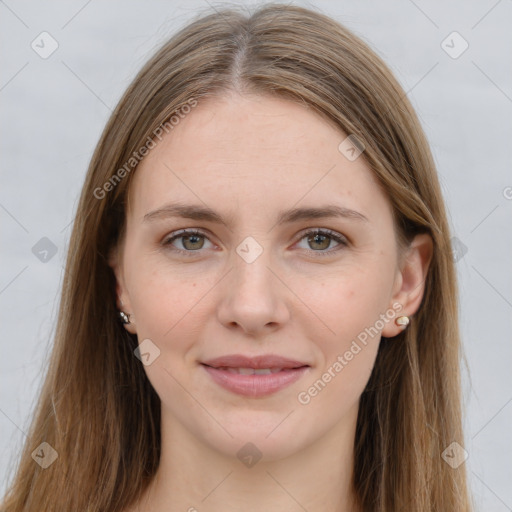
[216,246,290,336]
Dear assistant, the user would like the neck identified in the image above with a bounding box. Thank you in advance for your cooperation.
[131,403,362,512]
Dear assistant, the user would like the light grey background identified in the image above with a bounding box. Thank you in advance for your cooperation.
[1,1,511,510]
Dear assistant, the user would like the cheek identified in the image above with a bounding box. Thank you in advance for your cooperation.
[295,278,385,418]
[302,261,394,337]
[126,255,218,352]
[125,262,206,394]
[125,255,183,334]
[300,261,393,383]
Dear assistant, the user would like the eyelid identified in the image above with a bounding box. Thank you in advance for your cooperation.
[295,227,348,244]
[162,228,215,249]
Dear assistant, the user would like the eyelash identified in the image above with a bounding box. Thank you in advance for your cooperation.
[162,228,348,258]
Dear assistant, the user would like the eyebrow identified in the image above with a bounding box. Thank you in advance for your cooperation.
[143,203,369,226]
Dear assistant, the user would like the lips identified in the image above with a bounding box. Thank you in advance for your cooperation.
[215,367,290,374]
[200,354,311,397]
[201,354,309,370]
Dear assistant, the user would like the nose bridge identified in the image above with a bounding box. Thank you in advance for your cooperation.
[216,234,288,333]
[231,234,276,301]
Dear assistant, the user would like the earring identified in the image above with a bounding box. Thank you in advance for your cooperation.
[119,311,131,324]
[395,316,410,329]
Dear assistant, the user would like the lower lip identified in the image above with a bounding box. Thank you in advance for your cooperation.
[201,364,310,397]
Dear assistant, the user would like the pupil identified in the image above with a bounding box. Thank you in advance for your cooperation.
[310,234,329,250]
[184,234,203,250]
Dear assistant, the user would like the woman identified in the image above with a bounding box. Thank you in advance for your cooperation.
[1,3,474,511]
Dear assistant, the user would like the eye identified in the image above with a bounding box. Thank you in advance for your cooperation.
[162,227,348,258]
[295,228,348,256]
[162,229,213,256]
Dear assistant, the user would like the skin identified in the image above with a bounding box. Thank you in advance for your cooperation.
[110,93,433,512]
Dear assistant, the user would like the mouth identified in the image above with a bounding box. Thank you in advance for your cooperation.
[200,354,311,397]
[203,366,304,374]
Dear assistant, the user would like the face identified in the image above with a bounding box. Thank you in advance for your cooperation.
[110,94,422,461]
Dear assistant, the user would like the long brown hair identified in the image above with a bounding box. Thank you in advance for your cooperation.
[1,4,474,511]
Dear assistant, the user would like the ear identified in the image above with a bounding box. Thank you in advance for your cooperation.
[108,244,137,335]
[382,233,434,338]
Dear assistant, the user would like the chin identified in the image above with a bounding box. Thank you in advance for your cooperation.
[194,414,311,464]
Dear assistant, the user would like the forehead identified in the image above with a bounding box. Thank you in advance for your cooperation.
[126,94,392,227]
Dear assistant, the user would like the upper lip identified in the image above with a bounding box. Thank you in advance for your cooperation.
[201,354,310,369]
